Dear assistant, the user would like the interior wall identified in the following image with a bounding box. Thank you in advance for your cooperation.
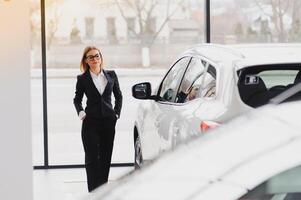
[0,1,33,199]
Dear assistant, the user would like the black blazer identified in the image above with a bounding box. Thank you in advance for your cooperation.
[73,69,122,120]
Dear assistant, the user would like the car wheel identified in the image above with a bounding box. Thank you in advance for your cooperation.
[134,135,143,169]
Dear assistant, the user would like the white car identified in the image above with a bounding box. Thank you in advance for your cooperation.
[85,101,301,200]
[132,43,301,168]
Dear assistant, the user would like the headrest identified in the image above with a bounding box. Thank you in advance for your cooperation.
[238,75,267,103]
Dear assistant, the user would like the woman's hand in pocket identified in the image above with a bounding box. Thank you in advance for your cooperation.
[79,111,86,120]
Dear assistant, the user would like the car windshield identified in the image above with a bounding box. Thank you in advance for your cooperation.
[239,165,301,200]
[237,64,301,108]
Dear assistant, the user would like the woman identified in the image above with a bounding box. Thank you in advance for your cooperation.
[73,46,122,192]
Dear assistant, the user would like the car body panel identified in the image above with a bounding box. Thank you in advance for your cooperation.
[223,138,301,189]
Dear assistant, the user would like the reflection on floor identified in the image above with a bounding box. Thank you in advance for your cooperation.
[33,167,134,200]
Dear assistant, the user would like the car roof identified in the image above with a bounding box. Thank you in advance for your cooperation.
[87,101,301,200]
[183,43,301,70]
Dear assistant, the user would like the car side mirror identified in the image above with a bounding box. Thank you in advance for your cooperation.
[132,82,152,99]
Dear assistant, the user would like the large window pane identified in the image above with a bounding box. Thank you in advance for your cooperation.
[211,0,301,44]
[43,0,205,165]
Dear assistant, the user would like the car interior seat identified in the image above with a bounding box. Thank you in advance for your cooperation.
[238,75,269,108]
[268,85,287,99]
[294,70,301,84]
[283,70,301,102]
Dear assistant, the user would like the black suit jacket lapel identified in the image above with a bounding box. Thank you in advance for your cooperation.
[103,70,113,94]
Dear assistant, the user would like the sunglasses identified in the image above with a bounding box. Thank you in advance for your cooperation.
[86,53,101,61]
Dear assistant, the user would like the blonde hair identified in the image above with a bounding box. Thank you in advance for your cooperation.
[80,46,104,72]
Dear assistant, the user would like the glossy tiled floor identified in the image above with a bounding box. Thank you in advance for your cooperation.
[33,167,133,200]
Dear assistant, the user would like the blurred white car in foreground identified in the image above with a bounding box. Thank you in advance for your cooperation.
[132,43,301,168]
[86,101,301,200]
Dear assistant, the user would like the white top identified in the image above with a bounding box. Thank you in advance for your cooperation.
[90,70,108,95]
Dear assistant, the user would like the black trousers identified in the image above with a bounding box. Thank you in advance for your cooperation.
[81,116,116,192]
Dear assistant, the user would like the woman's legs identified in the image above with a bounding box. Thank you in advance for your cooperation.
[81,118,101,192]
[97,118,116,185]
[81,117,116,192]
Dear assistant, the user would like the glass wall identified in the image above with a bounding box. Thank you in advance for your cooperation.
[31,0,301,167]
[211,0,301,44]
[30,0,205,166]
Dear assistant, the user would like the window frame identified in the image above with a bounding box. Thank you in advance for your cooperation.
[199,64,217,99]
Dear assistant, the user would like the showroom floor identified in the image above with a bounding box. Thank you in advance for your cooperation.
[33,167,134,200]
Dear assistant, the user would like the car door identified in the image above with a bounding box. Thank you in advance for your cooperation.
[140,57,191,160]
[170,57,208,146]
[171,58,230,148]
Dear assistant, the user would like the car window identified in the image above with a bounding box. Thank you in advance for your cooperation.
[159,57,191,102]
[239,165,301,200]
[199,65,216,98]
[237,65,301,108]
[175,57,206,103]
[259,70,298,89]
